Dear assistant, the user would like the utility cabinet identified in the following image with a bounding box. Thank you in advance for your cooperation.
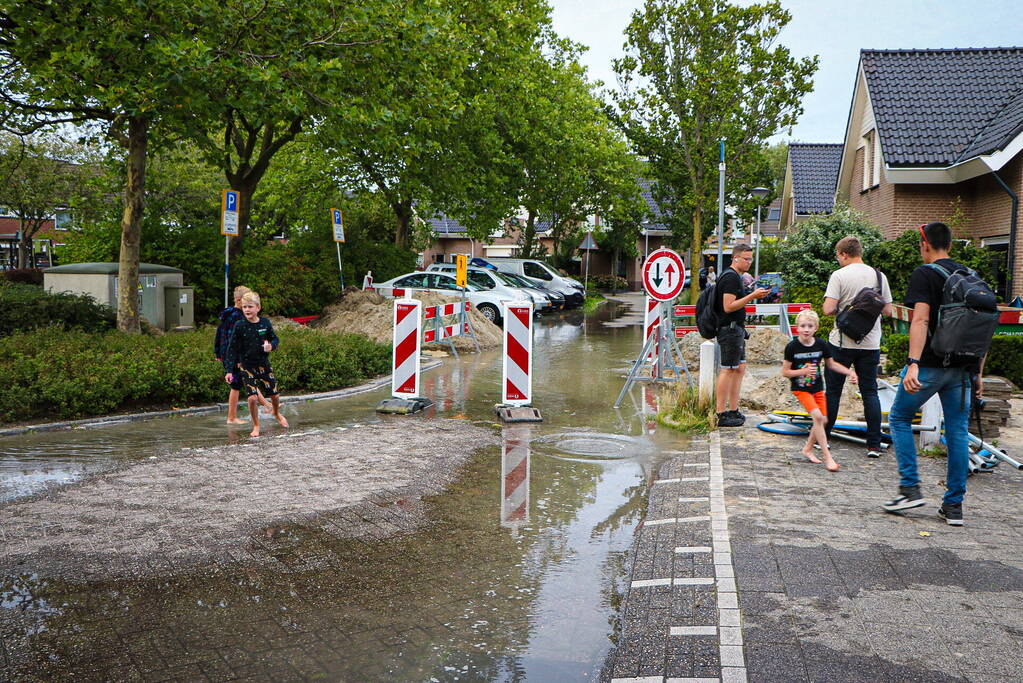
[163,286,195,330]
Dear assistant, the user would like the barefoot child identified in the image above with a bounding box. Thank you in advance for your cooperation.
[781,310,857,471]
[215,285,272,424]
[223,292,289,437]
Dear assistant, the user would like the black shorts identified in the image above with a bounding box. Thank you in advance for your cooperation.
[718,326,747,369]
[238,364,279,398]
[228,365,245,391]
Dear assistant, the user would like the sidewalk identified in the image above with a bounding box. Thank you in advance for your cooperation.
[604,420,1023,682]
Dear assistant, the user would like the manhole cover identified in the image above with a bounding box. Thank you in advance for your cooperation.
[532,431,648,460]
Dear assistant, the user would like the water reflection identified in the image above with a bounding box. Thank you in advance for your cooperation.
[501,424,532,535]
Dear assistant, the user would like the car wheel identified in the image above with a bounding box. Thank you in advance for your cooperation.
[478,303,501,325]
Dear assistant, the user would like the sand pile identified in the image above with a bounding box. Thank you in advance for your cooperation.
[676,327,790,368]
[742,372,863,418]
[311,289,502,350]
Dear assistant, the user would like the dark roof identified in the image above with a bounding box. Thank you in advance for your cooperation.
[44,262,183,274]
[638,177,670,232]
[861,48,1023,167]
[428,213,469,235]
[789,143,842,214]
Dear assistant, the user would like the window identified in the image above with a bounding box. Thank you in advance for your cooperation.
[872,133,882,187]
[468,271,494,289]
[433,253,444,263]
[431,273,460,291]
[523,262,552,280]
[396,273,428,288]
[861,132,873,190]
[54,210,72,230]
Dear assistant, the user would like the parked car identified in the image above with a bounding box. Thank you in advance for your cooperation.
[484,258,585,307]
[426,264,549,312]
[498,272,566,310]
[374,271,519,325]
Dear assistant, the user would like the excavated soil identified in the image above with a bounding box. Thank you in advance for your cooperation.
[311,289,503,351]
[677,327,790,366]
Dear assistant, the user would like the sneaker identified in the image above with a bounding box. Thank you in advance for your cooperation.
[728,409,747,425]
[882,485,926,513]
[938,502,964,526]
[867,449,882,459]
[717,412,744,428]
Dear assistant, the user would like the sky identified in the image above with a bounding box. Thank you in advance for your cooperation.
[549,0,1022,143]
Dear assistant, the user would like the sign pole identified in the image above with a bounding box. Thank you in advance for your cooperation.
[224,236,230,308]
[220,189,241,309]
[331,208,346,293]
[717,139,726,275]
[335,242,344,291]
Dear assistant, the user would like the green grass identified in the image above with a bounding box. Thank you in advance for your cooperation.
[583,293,606,313]
[658,384,715,434]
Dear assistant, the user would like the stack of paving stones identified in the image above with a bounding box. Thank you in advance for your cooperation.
[973,377,1013,437]
[603,433,746,683]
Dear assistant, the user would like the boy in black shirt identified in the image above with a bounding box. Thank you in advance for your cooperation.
[215,285,272,424]
[714,244,770,427]
[224,291,289,438]
[782,310,857,471]
[882,222,983,526]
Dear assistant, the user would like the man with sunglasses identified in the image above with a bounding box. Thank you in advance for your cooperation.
[882,222,983,526]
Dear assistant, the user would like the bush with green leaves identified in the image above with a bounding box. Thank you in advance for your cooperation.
[784,284,834,340]
[867,228,999,300]
[0,282,116,337]
[777,204,883,290]
[2,268,44,285]
[0,326,390,423]
[885,334,1023,386]
[586,274,629,291]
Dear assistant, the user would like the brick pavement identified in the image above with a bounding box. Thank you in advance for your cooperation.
[604,421,1023,683]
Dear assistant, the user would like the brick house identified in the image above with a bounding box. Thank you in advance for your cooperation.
[836,48,1023,298]
[779,143,843,228]
[0,210,70,269]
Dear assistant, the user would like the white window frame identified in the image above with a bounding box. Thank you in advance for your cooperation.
[872,133,882,187]
[861,132,873,190]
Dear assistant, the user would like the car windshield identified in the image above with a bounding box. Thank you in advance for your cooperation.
[496,272,527,288]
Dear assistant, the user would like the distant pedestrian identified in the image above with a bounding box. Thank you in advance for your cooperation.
[223,292,289,438]
[714,244,769,427]
[215,285,271,424]
[707,267,717,286]
[822,236,892,458]
[883,222,992,526]
[782,310,857,472]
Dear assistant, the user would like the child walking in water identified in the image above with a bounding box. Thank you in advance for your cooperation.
[215,285,273,424]
[223,291,289,437]
[782,310,857,471]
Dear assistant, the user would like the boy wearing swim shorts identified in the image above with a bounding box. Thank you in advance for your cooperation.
[782,310,856,471]
[223,291,289,438]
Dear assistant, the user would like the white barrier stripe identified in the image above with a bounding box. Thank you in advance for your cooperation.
[670,626,717,636]
[631,578,672,588]
[675,546,712,553]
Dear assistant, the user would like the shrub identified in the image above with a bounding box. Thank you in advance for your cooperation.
[784,284,834,340]
[587,275,629,291]
[884,334,1023,386]
[2,268,44,285]
[0,282,116,337]
[0,326,391,423]
[868,228,999,300]
[777,204,883,290]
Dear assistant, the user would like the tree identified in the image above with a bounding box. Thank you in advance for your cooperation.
[0,134,86,267]
[777,204,883,291]
[763,141,789,193]
[596,190,649,292]
[609,0,817,302]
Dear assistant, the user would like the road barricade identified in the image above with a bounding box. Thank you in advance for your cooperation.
[496,301,542,423]
[671,302,811,339]
[366,285,479,353]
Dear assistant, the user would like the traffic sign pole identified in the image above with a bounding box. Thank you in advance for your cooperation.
[221,190,241,309]
[331,208,346,292]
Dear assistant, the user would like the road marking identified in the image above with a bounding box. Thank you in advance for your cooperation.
[631,578,672,588]
[709,431,746,681]
[644,515,710,526]
[631,577,715,588]
[670,626,717,636]
[683,462,710,467]
[679,496,710,503]
[675,546,712,553]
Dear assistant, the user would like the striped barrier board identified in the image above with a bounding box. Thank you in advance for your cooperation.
[892,303,1023,324]
[424,301,471,319]
[391,299,422,398]
[673,303,811,317]
[502,302,534,406]
[644,297,661,377]
[675,325,799,338]
[501,425,531,532]
[423,322,472,343]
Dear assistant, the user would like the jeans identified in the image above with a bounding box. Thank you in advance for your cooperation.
[889,366,972,505]
[825,345,882,449]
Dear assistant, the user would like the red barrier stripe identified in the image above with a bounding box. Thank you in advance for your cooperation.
[507,500,527,522]
[423,329,436,343]
[394,329,418,370]
[673,303,811,317]
[505,451,528,490]
[395,303,416,326]
[511,306,531,327]
[505,377,526,401]
[424,305,438,320]
[507,329,529,373]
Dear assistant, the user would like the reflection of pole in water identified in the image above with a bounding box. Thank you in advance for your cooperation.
[642,385,659,435]
[500,424,531,536]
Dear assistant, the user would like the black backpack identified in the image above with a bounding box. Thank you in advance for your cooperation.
[695,284,720,339]
[927,263,999,362]
[834,268,886,344]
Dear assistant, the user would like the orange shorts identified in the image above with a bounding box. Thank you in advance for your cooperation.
[792,390,827,416]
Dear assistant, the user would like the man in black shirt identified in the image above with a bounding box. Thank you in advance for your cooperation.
[714,244,769,427]
[882,222,983,526]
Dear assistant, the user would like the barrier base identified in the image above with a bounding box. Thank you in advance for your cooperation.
[495,405,543,423]
[376,397,434,415]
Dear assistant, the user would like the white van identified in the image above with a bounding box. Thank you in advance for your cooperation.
[483,258,585,308]
[426,264,549,312]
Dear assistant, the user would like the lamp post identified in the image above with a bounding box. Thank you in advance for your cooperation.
[750,186,770,279]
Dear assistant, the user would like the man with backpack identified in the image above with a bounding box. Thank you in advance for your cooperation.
[822,235,893,458]
[711,244,770,427]
[882,222,999,526]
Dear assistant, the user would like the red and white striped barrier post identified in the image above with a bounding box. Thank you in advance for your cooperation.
[644,296,661,378]
[496,302,542,422]
[501,424,531,535]
[362,270,373,290]
[376,297,433,414]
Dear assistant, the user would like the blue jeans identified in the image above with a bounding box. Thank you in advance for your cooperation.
[889,366,972,505]
[825,345,882,449]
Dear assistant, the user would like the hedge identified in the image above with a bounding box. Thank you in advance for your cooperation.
[0,282,116,336]
[0,326,390,423]
[884,334,1023,386]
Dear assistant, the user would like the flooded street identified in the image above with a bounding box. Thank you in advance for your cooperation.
[1,303,693,680]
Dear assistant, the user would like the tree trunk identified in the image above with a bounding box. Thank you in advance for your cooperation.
[228,182,255,257]
[116,115,148,335]
[16,224,29,269]
[393,200,412,250]
[690,207,702,304]
[521,210,537,257]
[611,248,620,294]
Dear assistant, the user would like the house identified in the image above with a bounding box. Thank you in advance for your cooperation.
[835,47,1023,298]
[779,143,843,228]
[0,210,70,269]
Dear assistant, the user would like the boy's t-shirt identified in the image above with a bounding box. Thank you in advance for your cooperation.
[714,268,746,327]
[223,316,279,373]
[784,337,831,393]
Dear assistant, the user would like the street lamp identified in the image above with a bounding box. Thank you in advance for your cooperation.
[750,186,770,279]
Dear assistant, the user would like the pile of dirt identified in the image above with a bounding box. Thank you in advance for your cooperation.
[741,372,863,418]
[311,289,502,350]
[676,327,790,368]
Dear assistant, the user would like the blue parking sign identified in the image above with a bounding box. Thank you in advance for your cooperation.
[221,190,240,236]
[331,207,345,243]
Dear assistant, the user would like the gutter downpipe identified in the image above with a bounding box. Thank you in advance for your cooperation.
[991,170,1018,299]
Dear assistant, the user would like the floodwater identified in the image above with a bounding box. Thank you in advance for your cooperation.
[0,302,691,680]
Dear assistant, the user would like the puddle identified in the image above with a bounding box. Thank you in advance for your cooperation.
[0,300,694,679]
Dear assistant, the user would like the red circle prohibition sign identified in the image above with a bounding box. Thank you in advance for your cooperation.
[642,248,687,301]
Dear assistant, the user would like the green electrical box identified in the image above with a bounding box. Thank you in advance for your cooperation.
[164,286,195,330]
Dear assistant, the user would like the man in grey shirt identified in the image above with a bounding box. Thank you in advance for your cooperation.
[822,236,893,457]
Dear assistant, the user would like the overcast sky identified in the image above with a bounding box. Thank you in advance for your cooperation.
[549,0,1022,143]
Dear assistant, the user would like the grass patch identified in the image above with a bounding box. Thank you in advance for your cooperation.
[583,293,606,313]
[658,384,715,434]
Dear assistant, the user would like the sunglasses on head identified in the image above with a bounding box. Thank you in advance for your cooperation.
[918,224,927,243]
